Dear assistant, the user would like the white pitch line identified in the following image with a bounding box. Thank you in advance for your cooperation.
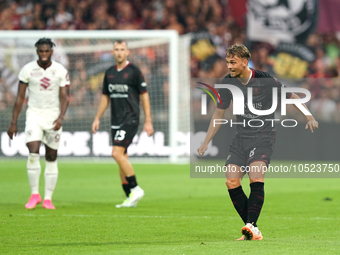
[14,213,230,219]
[310,217,334,220]
[11,214,340,221]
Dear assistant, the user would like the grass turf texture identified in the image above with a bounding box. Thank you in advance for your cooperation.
[0,160,339,254]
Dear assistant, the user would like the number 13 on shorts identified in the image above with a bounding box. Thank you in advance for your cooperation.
[114,130,126,141]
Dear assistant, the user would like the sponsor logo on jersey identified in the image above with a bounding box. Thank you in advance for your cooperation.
[30,71,43,77]
[40,77,51,89]
[108,84,128,93]
[141,82,147,87]
[124,73,128,78]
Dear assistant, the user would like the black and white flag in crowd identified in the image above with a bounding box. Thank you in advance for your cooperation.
[247,0,317,45]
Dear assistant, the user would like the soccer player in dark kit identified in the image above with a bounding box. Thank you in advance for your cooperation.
[92,40,154,208]
[197,44,318,240]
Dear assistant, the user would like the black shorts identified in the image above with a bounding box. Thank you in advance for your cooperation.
[111,123,138,149]
[226,135,275,168]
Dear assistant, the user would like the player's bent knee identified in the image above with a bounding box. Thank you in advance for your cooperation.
[226,178,241,189]
[112,150,124,161]
[27,142,40,154]
[249,178,264,184]
[45,153,57,162]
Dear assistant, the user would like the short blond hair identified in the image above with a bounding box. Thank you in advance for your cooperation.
[114,40,128,48]
[226,44,251,61]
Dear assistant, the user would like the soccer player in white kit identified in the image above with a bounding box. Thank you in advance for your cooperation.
[7,38,70,210]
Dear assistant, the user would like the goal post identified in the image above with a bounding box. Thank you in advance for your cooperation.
[0,30,190,162]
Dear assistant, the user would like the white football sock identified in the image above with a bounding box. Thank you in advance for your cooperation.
[44,160,58,200]
[27,153,41,194]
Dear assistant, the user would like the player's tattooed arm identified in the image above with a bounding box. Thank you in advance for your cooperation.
[290,93,319,133]
[197,108,226,156]
[53,86,69,131]
[140,92,154,137]
[7,82,27,139]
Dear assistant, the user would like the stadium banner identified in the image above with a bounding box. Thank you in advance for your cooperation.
[190,78,340,178]
[317,0,340,33]
[247,0,318,45]
[190,30,226,73]
[190,31,216,62]
[0,119,190,158]
[270,42,316,79]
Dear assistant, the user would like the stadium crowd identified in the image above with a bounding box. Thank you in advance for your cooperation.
[0,0,340,122]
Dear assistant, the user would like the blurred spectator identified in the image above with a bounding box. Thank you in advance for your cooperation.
[166,13,184,34]
[42,0,56,23]
[68,58,91,119]
[309,88,337,122]
[69,9,87,30]
[8,2,21,29]
[66,0,78,15]
[185,15,198,33]
[55,3,73,26]
[209,23,232,58]
[20,8,33,29]
[115,1,138,29]
[0,8,14,30]
[32,3,45,29]
[140,7,157,30]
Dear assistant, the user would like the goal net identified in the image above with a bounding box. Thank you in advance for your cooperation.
[0,31,190,162]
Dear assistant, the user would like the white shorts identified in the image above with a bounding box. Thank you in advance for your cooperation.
[25,114,62,150]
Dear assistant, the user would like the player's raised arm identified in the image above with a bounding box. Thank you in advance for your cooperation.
[92,94,110,134]
[140,92,154,136]
[290,93,319,133]
[7,81,27,139]
[197,108,226,156]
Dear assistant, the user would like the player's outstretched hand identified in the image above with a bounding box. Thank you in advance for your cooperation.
[305,119,319,133]
[92,119,100,134]
[53,118,63,131]
[143,122,154,137]
[197,143,208,156]
[7,123,17,139]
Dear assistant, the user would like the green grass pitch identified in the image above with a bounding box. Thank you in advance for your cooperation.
[1,160,340,254]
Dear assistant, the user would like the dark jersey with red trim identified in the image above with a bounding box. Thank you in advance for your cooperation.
[217,69,292,138]
[102,62,147,126]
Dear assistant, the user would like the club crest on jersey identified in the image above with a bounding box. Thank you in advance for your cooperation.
[40,77,51,89]
[253,87,260,95]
